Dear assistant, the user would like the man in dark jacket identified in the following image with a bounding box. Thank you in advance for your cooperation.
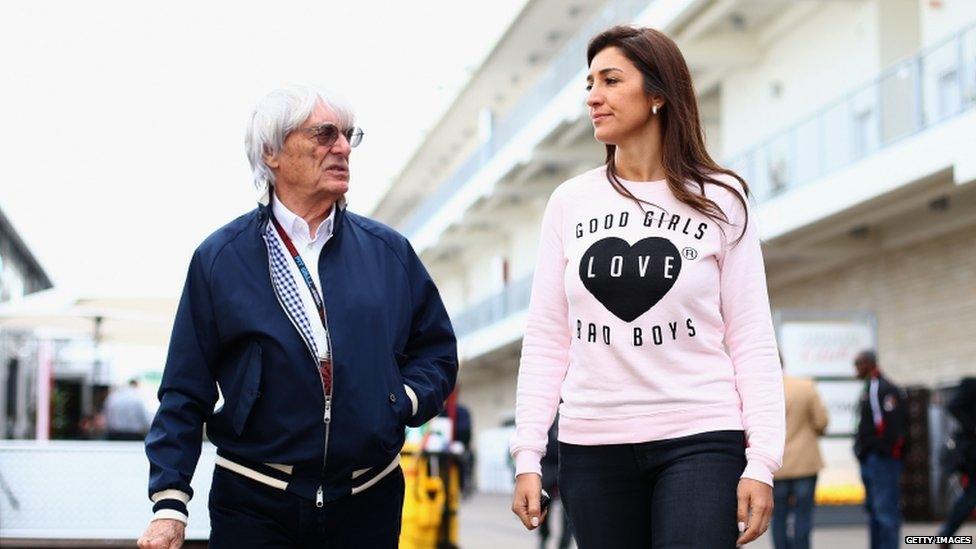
[138,86,457,549]
[937,377,976,540]
[853,350,906,549]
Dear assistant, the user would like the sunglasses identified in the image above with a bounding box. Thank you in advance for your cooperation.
[301,123,364,148]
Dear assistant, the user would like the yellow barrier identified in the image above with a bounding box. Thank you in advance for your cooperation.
[400,442,460,549]
[814,483,866,506]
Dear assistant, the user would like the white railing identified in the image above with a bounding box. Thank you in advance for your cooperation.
[728,23,976,202]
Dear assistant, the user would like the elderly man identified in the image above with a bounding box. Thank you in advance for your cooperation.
[138,86,458,548]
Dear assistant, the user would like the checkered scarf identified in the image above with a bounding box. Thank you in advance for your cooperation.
[264,221,322,360]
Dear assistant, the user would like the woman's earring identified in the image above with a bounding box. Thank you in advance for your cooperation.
[652,104,660,115]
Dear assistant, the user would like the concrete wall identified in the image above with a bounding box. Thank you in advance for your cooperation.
[920,0,976,45]
[769,222,976,386]
[721,1,881,157]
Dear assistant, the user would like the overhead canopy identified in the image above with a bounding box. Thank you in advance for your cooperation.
[0,289,176,347]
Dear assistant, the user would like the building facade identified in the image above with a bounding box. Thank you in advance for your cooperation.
[0,206,53,438]
[373,0,976,496]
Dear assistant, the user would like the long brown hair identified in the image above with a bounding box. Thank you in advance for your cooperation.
[587,25,749,244]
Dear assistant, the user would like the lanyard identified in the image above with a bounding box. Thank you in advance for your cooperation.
[269,214,328,331]
[269,212,335,396]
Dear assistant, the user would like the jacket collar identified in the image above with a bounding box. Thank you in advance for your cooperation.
[255,183,347,236]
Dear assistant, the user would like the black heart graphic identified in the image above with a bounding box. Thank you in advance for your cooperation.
[578,237,682,322]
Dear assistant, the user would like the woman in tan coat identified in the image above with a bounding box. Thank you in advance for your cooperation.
[773,374,830,549]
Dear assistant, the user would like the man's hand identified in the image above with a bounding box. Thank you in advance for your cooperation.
[511,473,547,530]
[735,478,773,546]
[137,518,185,549]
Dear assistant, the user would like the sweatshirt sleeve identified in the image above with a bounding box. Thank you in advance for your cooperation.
[717,186,785,487]
[510,190,572,477]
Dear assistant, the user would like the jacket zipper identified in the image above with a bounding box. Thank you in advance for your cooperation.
[262,232,334,482]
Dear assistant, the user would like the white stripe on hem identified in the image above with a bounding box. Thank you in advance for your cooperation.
[150,489,190,504]
[351,455,401,495]
[403,384,419,416]
[266,462,294,475]
[352,467,372,479]
[215,456,288,490]
[152,509,188,524]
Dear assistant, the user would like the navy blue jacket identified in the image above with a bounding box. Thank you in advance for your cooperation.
[145,200,457,520]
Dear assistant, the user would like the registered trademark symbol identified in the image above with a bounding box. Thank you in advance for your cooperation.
[682,247,698,260]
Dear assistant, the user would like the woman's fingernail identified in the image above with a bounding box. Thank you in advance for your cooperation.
[531,517,539,527]
[737,521,746,533]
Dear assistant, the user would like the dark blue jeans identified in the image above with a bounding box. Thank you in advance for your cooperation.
[558,430,746,549]
[938,474,976,537]
[859,453,902,549]
[772,475,817,549]
[208,465,404,548]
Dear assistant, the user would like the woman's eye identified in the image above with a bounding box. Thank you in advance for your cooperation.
[585,84,593,91]
[606,78,618,85]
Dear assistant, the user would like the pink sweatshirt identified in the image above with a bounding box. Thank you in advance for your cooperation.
[510,167,785,486]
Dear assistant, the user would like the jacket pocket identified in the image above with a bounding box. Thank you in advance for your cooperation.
[391,351,412,422]
[231,342,263,436]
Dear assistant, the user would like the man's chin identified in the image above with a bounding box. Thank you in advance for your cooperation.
[320,178,349,196]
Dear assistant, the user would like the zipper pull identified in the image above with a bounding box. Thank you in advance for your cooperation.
[324,397,332,424]
[316,485,324,508]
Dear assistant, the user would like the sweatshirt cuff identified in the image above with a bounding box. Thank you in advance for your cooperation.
[513,450,544,477]
[740,458,776,487]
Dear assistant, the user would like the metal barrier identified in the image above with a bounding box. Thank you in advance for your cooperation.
[451,274,533,338]
[728,23,976,202]
[0,441,216,542]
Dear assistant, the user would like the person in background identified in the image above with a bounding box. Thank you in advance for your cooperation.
[538,420,573,549]
[937,377,976,542]
[454,402,475,497]
[853,350,907,549]
[103,379,150,441]
[773,365,829,549]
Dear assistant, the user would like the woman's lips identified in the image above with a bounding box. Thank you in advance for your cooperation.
[591,113,611,123]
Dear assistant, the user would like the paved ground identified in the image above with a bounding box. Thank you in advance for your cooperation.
[458,493,976,549]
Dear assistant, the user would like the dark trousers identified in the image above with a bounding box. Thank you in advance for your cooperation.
[558,430,746,549]
[772,475,817,549]
[208,465,404,548]
[938,473,976,537]
[859,453,902,549]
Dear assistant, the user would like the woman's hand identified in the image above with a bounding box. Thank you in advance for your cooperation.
[511,473,547,530]
[735,478,773,545]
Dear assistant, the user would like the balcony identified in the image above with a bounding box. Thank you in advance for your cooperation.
[451,273,533,339]
[401,0,649,239]
[728,23,976,203]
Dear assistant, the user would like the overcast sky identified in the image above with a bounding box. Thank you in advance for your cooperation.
[0,0,526,298]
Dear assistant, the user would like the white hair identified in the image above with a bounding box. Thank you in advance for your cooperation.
[245,85,354,189]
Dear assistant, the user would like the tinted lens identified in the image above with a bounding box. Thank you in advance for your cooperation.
[312,124,339,147]
[345,127,363,148]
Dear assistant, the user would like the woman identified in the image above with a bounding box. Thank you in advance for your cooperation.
[510,25,785,548]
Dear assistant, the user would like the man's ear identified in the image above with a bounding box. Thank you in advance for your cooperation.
[263,145,280,170]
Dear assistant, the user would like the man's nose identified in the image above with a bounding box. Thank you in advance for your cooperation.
[330,133,351,156]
